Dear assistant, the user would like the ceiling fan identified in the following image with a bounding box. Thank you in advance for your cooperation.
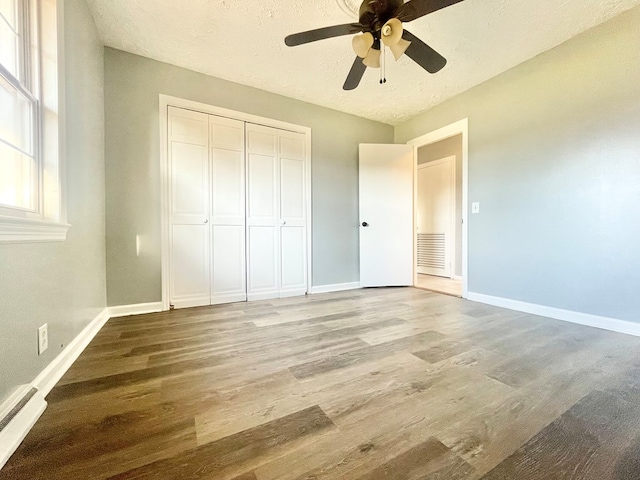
[285,0,464,90]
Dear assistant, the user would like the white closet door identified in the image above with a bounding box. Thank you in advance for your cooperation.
[210,115,247,305]
[279,131,307,297]
[168,107,211,308]
[246,124,280,300]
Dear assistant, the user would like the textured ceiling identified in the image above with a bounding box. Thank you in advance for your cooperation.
[85,0,640,125]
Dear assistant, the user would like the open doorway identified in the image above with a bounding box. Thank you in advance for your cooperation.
[409,119,469,298]
[416,149,461,296]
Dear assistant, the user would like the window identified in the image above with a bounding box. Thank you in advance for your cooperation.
[0,0,67,242]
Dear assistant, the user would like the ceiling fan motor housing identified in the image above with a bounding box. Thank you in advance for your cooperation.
[359,0,405,33]
[353,0,409,65]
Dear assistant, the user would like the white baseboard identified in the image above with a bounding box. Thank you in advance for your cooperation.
[32,308,110,397]
[107,302,163,318]
[1,302,164,472]
[310,282,361,295]
[0,390,46,470]
[467,292,640,337]
[453,275,463,281]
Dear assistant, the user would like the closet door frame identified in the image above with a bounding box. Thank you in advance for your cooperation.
[159,95,312,312]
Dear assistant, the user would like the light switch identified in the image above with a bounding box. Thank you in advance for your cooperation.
[472,202,480,214]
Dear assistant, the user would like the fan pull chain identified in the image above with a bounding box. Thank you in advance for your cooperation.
[380,46,387,85]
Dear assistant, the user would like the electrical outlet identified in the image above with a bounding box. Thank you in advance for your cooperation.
[38,324,48,355]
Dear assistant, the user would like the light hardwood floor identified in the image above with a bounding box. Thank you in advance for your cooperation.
[416,274,463,297]
[3,288,640,479]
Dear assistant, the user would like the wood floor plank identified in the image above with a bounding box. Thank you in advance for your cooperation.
[412,339,474,363]
[107,406,334,480]
[485,326,608,388]
[355,438,473,480]
[230,472,258,480]
[196,353,427,445]
[1,405,197,479]
[58,353,150,385]
[47,354,231,402]
[145,328,368,368]
[437,369,600,473]
[439,338,640,477]
[480,390,640,479]
[127,322,329,359]
[289,331,446,379]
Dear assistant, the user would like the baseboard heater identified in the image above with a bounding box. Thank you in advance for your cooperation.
[0,388,38,433]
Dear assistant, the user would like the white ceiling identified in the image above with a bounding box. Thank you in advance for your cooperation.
[85,0,640,125]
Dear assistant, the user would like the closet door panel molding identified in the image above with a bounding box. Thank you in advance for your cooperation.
[211,225,246,304]
[279,131,307,296]
[171,224,211,308]
[246,124,280,300]
[210,115,247,304]
[168,107,211,308]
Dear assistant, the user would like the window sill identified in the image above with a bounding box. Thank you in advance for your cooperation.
[0,216,70,243]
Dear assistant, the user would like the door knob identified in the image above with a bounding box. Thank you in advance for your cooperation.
[281,220,287,226]
[204,219,209,224]
[362,222,369,227]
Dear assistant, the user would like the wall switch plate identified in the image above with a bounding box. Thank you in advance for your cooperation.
[472,202,480,214]
[38,324,48,355]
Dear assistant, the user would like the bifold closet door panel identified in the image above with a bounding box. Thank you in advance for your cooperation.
[210,115,247,304]
[172,226,210,308]
[279,131,307,296]
[246,124,280,300]
[168,107,211,308]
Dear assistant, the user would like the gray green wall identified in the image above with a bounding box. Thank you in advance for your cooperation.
[104,49,394,306]
[396,6,640,322]
[0,0,106,404]
[417,134,463,277]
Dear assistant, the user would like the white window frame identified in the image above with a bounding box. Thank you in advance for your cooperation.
[0,0,68,243]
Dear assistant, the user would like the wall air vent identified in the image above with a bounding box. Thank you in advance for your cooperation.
[417,233,446,269]
[0,388,38,433]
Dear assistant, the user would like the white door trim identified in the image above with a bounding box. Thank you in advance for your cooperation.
[417,155,456,278]
[159,95,312,311]
[408,118,469,298]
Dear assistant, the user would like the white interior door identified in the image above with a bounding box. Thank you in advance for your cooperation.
[168,107,211,308]
[417,157,454,278]
[210,115,247,305]
[246,124,280,300]
[359,144,414,287]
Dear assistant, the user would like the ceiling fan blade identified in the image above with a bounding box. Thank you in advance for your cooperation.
[343,56,367,90]
[396,0,465,23]
[402,30,447,73]
[285,23,363,47]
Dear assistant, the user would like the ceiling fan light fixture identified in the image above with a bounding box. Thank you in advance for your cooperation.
[389,38,411,60]
[286,0,464,90]
[352,32,374,58]
[362,47,381,68]
[380,18,403,47]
